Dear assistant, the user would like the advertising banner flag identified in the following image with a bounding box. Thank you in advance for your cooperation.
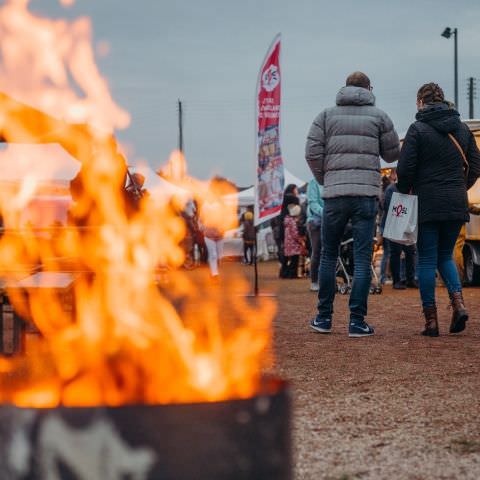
[254,34,285,226]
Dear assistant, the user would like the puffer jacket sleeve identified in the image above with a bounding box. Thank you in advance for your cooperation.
[466,129,480,190]
[379,112,400,163]
[305,111,326,184]
[397,124,418,194]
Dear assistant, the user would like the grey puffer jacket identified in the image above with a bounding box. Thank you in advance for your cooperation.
[305,86,400,198]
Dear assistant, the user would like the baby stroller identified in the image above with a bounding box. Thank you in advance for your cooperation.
[336,223,382,295]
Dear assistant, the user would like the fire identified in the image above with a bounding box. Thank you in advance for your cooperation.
[0,0,129,131]
[0,3,275,407]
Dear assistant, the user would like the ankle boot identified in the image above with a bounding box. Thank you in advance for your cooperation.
[422,306,439,337]
[449,291,468,334]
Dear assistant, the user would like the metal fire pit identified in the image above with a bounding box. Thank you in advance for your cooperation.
[0,377,291,480]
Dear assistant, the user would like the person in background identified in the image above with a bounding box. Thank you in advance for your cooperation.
[124,172,149,213]
[276,184,299,278]
[306,178,324,291]
[241,209,256,265]
[203,221,223,280]
[379,170,397,284]
[381,181,417,289]
[306,71,399,337]
[283,203,303,278]
[191,199,208,264]
[397,82,480,336]
[179,203,197,269]
[199,179,234,281]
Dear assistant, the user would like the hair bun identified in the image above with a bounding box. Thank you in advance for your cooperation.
[417,82,445,104]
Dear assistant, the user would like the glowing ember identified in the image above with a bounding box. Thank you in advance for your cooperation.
[0,3,275,407]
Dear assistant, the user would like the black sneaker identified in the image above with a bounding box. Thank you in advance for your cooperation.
[349,319,375,338]
[310,316,332,333]
[393,282,407,290]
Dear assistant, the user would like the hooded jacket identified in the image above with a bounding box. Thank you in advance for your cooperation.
[397,103,480,224]
[305,86,400,199]
[306,178,324,224]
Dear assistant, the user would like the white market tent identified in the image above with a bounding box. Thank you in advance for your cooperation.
[133,164,190,199]
[223,168,307,207]
[0,144,190,200]
[380,158,397,170]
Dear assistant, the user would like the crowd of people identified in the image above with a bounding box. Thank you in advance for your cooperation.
[274,171,418,290]
[304,72,480,338]
[255,72,480,339]
[174,72,480,341]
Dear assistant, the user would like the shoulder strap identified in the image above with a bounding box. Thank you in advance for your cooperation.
[447,133,469,179]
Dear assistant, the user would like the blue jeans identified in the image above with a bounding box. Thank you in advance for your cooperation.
[417,221,463,308]
[318,197,378,322]
[307,221,322,284]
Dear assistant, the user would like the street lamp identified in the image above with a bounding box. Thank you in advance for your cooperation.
[441,27,458,108]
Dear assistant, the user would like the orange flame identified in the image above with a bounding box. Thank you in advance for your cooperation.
[0,2,274,407]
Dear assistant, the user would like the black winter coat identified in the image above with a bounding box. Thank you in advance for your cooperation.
[397,103,480,224]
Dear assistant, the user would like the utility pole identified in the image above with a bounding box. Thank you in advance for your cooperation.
[177,99,184,153]
[468,77,477,119]
[454,28,458,109]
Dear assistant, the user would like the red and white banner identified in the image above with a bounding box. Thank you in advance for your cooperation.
[254,34,285,226]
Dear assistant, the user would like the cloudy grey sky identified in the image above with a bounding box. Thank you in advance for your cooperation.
[30,0,480,185]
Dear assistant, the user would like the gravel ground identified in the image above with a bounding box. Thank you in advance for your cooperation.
[250,261,480,480]
[18,260,478,478]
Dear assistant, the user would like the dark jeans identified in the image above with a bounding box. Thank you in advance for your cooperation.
[194,232,208,264]
[243,242,255,264]
[390,242,416,284]
[277,239,289,277]
[417,220,463,308]
[285,255,299,278]
[318,197,377,322]
[307,221,322,283]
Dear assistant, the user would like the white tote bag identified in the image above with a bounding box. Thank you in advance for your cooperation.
[383,191,418,246]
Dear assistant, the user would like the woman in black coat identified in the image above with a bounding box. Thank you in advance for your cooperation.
[397,82,480,336]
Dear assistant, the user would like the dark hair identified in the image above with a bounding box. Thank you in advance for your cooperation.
[284,184,298,196]
[280,194,299,218]
[346,71,371,89]
[417,83,445,104]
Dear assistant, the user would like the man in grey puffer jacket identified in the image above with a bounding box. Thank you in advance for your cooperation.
[306,71,399,337]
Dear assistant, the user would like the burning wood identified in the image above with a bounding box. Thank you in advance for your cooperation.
[0,0,275,409]
[0,3,290,478]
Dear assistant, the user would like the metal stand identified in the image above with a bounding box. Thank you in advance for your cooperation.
[243,226,277,298]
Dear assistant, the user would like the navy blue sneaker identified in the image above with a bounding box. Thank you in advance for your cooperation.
[310,316,332,333]
[349,319,375,338]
